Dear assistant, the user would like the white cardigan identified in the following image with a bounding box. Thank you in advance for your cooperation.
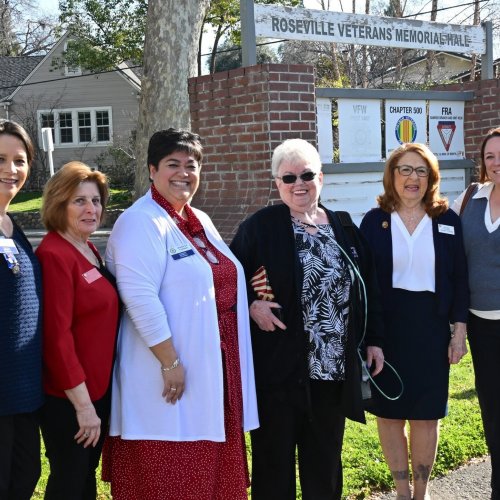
[105,192,258,441]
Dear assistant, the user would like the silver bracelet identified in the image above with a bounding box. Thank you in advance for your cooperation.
[161,357,180,372]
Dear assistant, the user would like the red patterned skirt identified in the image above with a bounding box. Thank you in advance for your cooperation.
[101,310,249,500]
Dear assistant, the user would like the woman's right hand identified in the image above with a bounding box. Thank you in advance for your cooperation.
[150,339,186,405]
[250,300,287,331]
[75,405,101,448]
[64,382,101,448]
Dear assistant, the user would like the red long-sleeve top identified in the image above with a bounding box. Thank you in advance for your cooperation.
[36,231,119,401]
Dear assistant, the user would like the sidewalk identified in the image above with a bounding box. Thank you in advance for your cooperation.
[367,456,492,500]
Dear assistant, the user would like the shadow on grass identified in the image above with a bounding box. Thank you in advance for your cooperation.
[452,388,477,400]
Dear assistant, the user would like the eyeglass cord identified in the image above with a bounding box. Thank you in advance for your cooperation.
[333,238,404,401]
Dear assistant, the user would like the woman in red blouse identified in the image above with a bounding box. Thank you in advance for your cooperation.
[36,161,119,499]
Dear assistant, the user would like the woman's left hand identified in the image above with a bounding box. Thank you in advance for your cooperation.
[161,363,185,404]
[448,322,467,364]
[366,346,384,376]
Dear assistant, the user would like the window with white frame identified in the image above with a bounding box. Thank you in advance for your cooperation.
[38,107,113,148]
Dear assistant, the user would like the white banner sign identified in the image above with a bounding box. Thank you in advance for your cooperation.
[254,5,485,55]
[429,101,465,159]
[338,99,382,162]
[385,100,427,156]
[316,98,334,163]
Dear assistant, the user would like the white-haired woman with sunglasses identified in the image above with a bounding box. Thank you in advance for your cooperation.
[360,143,469,500]
[230,138,385,499]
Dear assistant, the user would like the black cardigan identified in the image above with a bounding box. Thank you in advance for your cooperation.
[230,203,384,423]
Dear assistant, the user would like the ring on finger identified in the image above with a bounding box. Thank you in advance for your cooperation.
[83,432,89,438]
[170,387,177,392]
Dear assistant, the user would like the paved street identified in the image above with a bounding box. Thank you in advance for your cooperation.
[26,229,110,255]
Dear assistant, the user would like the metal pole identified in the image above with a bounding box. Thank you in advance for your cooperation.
[241,0,257,66]
[481,21,493,80]
[47,150,54,177]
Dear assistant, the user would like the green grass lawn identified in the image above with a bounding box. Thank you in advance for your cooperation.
[33,350,485,499]
[9,189,132,213]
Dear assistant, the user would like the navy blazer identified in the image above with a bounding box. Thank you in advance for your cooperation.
[360,208,469,323]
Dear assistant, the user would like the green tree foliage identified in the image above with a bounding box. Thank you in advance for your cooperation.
[209,38,278,72]
[59,0,147,70]
[201,0,302,73]
[60,0,303,73]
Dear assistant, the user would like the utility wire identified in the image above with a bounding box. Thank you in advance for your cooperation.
[2,0,493,92]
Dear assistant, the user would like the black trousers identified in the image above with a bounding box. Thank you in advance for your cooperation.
[251,380,345,500]
[40,392,110,500]
[0,411,41,500]
[468,313,500,500]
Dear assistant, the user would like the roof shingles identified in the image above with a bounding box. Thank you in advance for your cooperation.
[0,55,44,101]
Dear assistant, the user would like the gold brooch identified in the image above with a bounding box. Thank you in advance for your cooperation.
[382,221,389,229]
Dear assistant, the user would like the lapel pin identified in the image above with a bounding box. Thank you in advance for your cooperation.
[382,221,389,229]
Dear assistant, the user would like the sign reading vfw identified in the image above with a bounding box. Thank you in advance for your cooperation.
[254,5,486,55]
[338,99,382,163]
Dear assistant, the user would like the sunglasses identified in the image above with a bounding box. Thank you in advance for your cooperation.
[276,171,317,184]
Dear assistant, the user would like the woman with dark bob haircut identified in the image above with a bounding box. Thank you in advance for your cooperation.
[36,161,120,499]
[102,128,258,499]
[0,120,43,500]
[360,143,469,500]
[452,127,500,500]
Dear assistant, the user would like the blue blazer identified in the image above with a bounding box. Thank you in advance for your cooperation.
[360,208,469,323]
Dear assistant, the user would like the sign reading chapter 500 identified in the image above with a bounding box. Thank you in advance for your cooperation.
[385,101,427,156]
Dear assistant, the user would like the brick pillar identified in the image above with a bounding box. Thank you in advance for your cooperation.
[432,79,500,162]
[188,63,316,242]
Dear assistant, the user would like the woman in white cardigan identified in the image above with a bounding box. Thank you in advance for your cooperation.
[102,128,258,500]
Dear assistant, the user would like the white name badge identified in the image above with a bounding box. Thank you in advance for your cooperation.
[438,224,455,235]
[0,237,19,254]
[169,243,195,261]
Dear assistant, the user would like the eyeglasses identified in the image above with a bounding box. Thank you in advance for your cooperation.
[193,236,219,264]
[275,171,317,184]
[394,165,430,177]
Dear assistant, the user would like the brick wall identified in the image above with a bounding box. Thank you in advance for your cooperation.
[188,63,316,241]
[432,79,500,162]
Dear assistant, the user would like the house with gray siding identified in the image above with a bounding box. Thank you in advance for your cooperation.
[1,32,140,184]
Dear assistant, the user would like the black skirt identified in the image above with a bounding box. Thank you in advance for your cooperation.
[367,289,451,420]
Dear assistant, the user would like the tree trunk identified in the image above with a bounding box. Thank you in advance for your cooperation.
[425,0,438,83]
[198,16,206,77]
[349,0,356,86]
[134,0,211,196]
[470,0,480,81]
[209,24,225,74]
[362,0,370,87]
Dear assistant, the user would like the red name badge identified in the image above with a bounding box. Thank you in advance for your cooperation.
[83,267,102,284]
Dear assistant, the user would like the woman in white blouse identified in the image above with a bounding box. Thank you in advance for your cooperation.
[360,143,469,500]
[452,127,500,500]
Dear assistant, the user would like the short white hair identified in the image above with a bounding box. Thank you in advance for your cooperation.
[271,139,322,177]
